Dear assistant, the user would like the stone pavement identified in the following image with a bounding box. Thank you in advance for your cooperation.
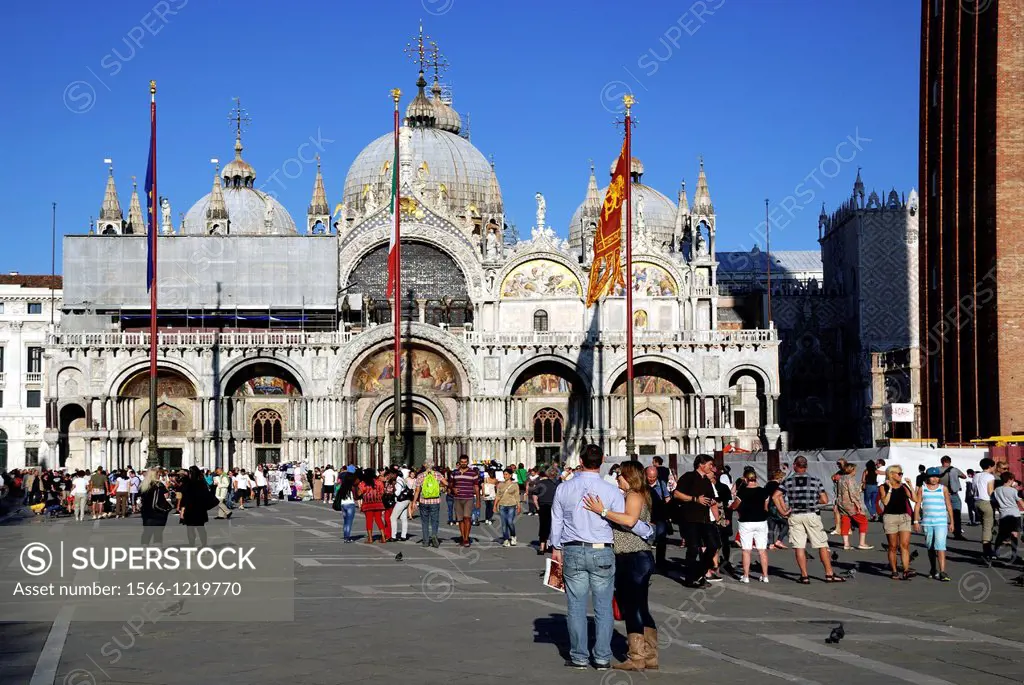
[1,500,1022,685]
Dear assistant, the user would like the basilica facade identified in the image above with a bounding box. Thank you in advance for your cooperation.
[44,64,781,472]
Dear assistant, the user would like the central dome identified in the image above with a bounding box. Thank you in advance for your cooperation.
[343,126,499,218]
[343,69,500,220]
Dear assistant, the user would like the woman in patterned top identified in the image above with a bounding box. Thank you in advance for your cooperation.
[358,469,387,544]
[582,461,658,672]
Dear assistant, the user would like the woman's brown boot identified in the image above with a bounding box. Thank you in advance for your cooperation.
[643,627,659,669]
[613,633,646,670]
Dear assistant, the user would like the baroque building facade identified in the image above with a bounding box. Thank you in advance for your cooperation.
[44,61,781,472]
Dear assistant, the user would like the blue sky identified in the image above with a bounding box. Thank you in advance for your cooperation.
[0,0,919,275]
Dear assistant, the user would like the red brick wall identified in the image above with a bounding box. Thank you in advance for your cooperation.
[996,0,1024,435]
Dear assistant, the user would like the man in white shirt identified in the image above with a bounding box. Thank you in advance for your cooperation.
[322,465,337,504]
[128,470,141,511]
[973,458,997,559]
[114,471,131,518]
[253,467,269,507]
[71,470,90,521]
[234,469,252,509]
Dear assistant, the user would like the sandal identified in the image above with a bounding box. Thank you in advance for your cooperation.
[798,576,811,584]
[843,546,853,550]
[891,571,901,580]
[824,574,846,583]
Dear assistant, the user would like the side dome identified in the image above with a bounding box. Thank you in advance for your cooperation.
[569,183,677,250]
[343,126,499,217]
[183,188,297,235]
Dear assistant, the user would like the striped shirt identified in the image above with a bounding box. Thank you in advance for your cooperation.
[919,484,948,525]
[452,468,479,499]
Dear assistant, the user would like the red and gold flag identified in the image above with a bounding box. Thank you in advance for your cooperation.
[585,141,628,307]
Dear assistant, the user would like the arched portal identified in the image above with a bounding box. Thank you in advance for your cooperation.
[611,361,694,456]
[369,395,448,469]
[225,362,301,469]
[728,368,768,452]
[119,369,197,470]
[58,404,87,469]
[509,359,588,466]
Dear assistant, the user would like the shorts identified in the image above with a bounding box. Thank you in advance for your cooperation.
[738,520,768,550]
[91,494,107,503]
[237,488,251,499]
[518,483,526,493]
[454,498,475,520]
[789,512,828,549]
[923,524,948,551]
[883,513,912,534]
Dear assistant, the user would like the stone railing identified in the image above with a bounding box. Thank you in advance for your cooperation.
[52,327,775,352]
[50,331,354,349]
[0,372,6,386]
[24,372,43,383]
[692,285,719,297]
[464,328,777,347]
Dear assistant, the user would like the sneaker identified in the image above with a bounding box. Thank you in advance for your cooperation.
[565,661,589,670]
[502,540,511,547]
[759,575,770,584]
[739,575,750,584]
[593,661,610,670]
[511,536,517,546]
[937,572,951,582]
[706,572,723,583]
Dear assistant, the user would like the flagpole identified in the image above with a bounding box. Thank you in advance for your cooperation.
[50,202,56,326]
[147,80,159,468]
[623,94,636,459]
[391,88,403,467]
[765,198,772,326]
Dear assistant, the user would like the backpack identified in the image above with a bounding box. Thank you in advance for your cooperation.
[421,471,440,499]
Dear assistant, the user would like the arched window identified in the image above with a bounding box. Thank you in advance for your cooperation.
[533,310,549,332]
[253,409,283,445]
[533,408,563,445]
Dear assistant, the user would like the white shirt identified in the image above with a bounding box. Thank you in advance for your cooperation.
[71,476,89,495]
[254,471,267,487]
[129,475,140,493]
[115,477,130,493]
[973,471,996,502]
[603,473,619,485]
[235,474,252,489]
[322,468,337,487]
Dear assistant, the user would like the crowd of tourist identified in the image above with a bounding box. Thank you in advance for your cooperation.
[2,449,1022,671]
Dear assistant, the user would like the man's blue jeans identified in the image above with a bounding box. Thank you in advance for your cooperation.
[561,545,615,665]
[419,502,440,541]
[340,503,356,540]
[499,505,517,541]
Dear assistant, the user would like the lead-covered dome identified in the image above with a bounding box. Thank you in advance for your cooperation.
[569,158,676,251]
[343,122,499,218]
[182,134,298,235]
[183,188,297,235]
